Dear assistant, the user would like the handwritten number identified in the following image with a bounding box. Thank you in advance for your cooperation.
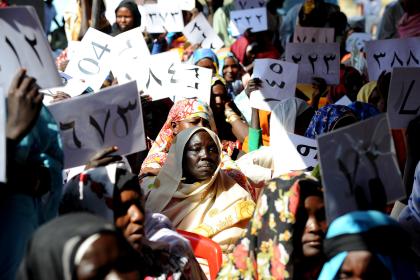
[168,63,177,83]
[292,55,302,64]
[24,36,43,66]
[323,54,336,74]
[373,52,386,68]
[92,41,110,60]
[78,58,100,75]
[146,68,162,88]
[398,80,420,115]
[308,54,318,74]
[391,52,403,67]
[90,111,111,143]
[117,99,137,136]
[5,36,22,66]
[406,50,419,65]
[60,121,82,148]
[297,144,317,160]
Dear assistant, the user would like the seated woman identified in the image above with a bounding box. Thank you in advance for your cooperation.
[17,213,141,279]
[141,127,255,255]
[218,172,327,279]
[60,162,206,279]
[140,98,256,200]
[319,210,417,279]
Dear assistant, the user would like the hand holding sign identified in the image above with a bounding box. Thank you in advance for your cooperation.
[0,6,61,90]
[48,81,146,168]
[317,114,405,222]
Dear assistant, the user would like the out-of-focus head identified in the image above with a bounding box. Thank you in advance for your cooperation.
[115,0,141,32]
[210,77,229,113]
[192,48,219,74]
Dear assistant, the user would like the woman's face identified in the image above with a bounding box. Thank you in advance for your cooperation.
[171,116,211,136]
[338,251,391,280]
[196,58,216,74]
[114,189,146,252]
[211,83,228,113]
[223,57,240,82]
[301,195,327,258]
[76,233,139,280]
[116,7,135,32]
[182,131,220,182]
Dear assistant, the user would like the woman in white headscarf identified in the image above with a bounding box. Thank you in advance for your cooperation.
[141,127,255,255]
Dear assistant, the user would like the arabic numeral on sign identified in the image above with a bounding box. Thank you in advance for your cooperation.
[78,41,110,75]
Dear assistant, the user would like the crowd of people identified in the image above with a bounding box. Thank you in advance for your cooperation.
[1,0,420,279]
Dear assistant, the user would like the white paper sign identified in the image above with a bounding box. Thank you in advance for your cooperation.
[140,50,181,101]
[158,0,195,11]
[345,32,371,52]
[65,28,114,92]
[48,81,146,169]
[140,4,184,33]
[293,27,335,43]
[387,67,420,129]
[272,133,318,177]
[234,0,266,10]
[335,95,352,106]
[250,59,298,110]
[172,64,212,104]
[183,13,224,50]
[229,7,268,36]
[366,37,420,81]
[0,6,62,91]
[111,27,151,86]
[0,88,5,183]
[317,114,405,222]
[285,42,340,85]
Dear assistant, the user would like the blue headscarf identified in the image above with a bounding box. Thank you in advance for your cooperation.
[192,48,219,68]
[217,50,239,76]
[347,101,380,121]
[318,211,416,280]
[304,104,356,139]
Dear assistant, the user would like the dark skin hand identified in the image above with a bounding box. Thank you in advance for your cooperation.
[403,115,420,199]
[50,91,71,103]
[310,77,327,110]
[7,69,43,142]
[85,146,122,170]
[246,78,262,130]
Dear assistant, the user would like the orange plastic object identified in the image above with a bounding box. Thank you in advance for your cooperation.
[177,230,223,280]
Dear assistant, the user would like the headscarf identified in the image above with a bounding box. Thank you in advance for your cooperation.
[217,50,239,77]
[230,35,251,64]
[304,104,356,139]
[141,98,215,171]
[398,162,420,258]
[17,213,136,280]
[111,0,141,36]
[397,12,420,38]
[270,97,310,147]
[356,81,377,103]
[192,48,219,68]
[319,210,417,280]
[142,127,255,253]
[140,98,256,200]
[217,172,324,279]
[347,101,380,121]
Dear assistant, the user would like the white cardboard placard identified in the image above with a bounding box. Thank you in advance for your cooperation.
[293,26,335,43]
[47,81,146,169]
[172,63,213,104]
[0,6,62,91]
[183,13,224,50]
[158,0,195,11]
[335,95,352,106]
[140,4,184,33]
[0,88,5,183]
[229,7,268,36]
[65,28,114,92]
[139,50,181,101]
[366,37,420,81]
[111,27,151,86]
[317,114,405,222]
[272,132,318,177]
[345,32,371,52]
[285,42,340,85]
[250,59,298,111]
[234,0,266,10]
[387,67,420,129]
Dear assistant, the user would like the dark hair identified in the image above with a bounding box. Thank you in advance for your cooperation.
[112,0,141,35]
